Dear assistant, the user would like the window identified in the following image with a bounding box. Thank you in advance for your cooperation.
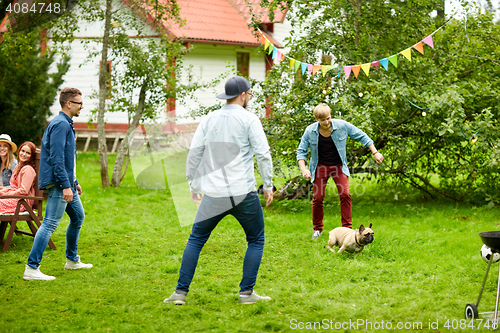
[236,52,249,78]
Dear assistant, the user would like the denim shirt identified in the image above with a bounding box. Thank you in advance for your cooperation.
[1,159,18,187]
[296,119,373,181]
[39,111,78,190]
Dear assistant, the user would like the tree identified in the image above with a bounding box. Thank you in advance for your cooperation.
[253,0,500,205]
[0,29,69,145]
[70,0,183,187]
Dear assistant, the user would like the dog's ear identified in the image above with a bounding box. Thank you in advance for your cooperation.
[359,224,365,233]
[368,223,372,228]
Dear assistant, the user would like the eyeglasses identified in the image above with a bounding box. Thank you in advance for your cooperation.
[69,101,83,106]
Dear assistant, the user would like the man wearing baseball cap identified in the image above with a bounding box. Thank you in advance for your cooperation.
[164,76,274,305]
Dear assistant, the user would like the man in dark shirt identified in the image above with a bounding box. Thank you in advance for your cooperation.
[297,104,383,239]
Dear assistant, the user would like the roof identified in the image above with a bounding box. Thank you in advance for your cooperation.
[231,0,287,24]
[1,0,286,47]
[152,0,286,46]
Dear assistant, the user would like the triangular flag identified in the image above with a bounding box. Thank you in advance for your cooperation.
[268,44,274,55]
[280,53,285,61]
[343,66,352,79]
[388,55,398,68]
[422,35,434,48]
[264,40,270,50]
[307,64,313,75]
[272,47,277,59]
[289,58,295,70]
[352,65,361,78]
[328,65,335,72]
[259,36,265,45]
[379,58,389,71]
[312,65,321,75]
[413,41,424,55]
[361,63,371,76]
[294,60,301,72]
[371,61,380,71]
[276,51,282,62]
[321,65,328,77]
[401,48,412,62]
[301,62,307,75]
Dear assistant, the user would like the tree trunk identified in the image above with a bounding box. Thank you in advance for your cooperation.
[111,80,148,187]
[97,0,112,188]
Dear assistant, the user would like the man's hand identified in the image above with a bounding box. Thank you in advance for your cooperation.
[374,152,384,164]
[301,169,311,179]
[263,189,273,207]
[76,184,82,195]
[63,187,73,203]
[190,191,203,205]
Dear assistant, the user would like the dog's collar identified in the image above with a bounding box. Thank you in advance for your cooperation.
[355,233,362,247]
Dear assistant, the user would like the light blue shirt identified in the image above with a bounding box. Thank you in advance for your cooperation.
[187,104,273,197]
[296,119,373,182]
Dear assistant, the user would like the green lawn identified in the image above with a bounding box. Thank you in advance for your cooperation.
[1,153,500,332]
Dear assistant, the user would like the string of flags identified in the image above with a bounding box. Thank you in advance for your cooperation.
[257,18,451,80]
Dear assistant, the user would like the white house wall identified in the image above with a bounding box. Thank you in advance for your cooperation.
[176,43,267,124]
[47,3,291,130]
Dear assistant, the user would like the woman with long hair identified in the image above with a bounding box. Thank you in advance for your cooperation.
[0,142,37,213]
[0,134,18,189]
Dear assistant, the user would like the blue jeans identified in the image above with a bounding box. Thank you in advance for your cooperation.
[27,186,85,269]
[176,192,265,293]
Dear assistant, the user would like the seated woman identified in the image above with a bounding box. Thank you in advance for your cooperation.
[0,134,18,189]
[0,142,37,213]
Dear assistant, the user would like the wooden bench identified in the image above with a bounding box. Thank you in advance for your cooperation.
[0,151,56,252]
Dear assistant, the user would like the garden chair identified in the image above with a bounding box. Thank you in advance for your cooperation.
[0,151,56,253]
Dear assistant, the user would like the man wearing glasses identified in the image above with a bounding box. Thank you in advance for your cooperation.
[164,76,274,305]
[23,88,93,281]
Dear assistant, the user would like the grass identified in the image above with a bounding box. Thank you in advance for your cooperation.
[1,152,500,332]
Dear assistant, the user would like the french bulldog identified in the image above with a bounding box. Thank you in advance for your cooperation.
[327,223,374,258]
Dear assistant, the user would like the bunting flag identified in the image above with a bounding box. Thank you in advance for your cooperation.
[401,48,412,62]
[294,60,301,73]
[321,65,328,77]
[379,58,389,71]
[423,35,434,48]
[352,65,361,78]
[361,63,371,76]
[307,64,313,75]
[256,23,444,80]
[343,66,352,79]
[388,55,398,68]
[413,41,424,55]
[301,62,307,75]
[264,39,270,50]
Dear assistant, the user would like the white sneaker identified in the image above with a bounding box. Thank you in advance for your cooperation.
[238,291,271,304]
[64,258,93,270]
[23,265,56,281]
[312,230,322,239]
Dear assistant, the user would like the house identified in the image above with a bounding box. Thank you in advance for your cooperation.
[1,0,291,151]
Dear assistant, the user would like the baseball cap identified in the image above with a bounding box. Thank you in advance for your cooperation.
[216,76,251,100]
